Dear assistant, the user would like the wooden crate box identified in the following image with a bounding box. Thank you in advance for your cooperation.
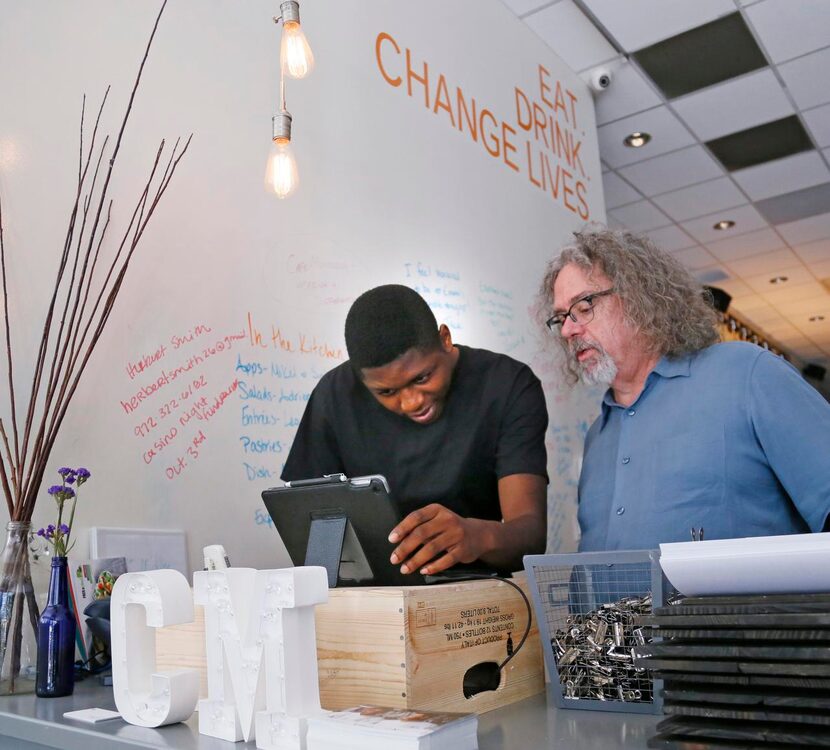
[156,574,544,715]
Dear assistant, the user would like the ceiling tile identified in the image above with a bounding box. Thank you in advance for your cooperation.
[706,115,813,171]
[777,210,830,245]
[792,237,830,264]
[732,151,830,201]
[744,309,789,328]
[790,344,828,360]
[524,0,617,72]
[731,294,775,312]
[681,204,768,244]
[645,225,698,252]
[809,259,830,280]
[597,106,696,168]
[501,0,557,16]
[696,263,733,285]
[651,176,746,221]
[748,265,816,293]
[762,313,809,331]
[602,171,642,208]
[779,333,814,347]
[745,0,830,63]
[762,280,827,305]
[759,321,801,340]
[755,181,830,225]
[748,310,792,334]
[803,103,830,148]
[777,294,830,316]
[737,308,784,336]
[727,247,803,277]
[777,47,830,110]
[634,12,766,98]
[672,69,792,142]
[618,145,723,195]
[580,0,734,51]
[706,227,786,261]
[607,200,671,231]
[594,60,661,125]
[712,277,753,298]
[672,246,718,270]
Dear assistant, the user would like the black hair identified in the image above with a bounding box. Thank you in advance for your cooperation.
[344,285,441,370]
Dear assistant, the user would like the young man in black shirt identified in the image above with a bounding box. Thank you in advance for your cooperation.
[282,285,548,576]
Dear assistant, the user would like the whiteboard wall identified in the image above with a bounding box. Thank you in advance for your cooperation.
[0,0,604,574]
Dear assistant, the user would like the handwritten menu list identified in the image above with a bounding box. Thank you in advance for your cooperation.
[121,324,245,480]
[237,312,343,485]
[120,316,344,490]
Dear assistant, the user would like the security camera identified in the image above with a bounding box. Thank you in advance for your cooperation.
[588,68,612,93]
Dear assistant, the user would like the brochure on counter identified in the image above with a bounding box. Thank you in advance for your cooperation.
[306,705,478,750]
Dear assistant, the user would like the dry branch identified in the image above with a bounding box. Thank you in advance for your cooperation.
[1,0,190,522]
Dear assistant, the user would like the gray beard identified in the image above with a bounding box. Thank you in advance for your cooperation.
[571,339,618,386]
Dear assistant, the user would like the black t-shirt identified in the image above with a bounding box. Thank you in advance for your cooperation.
[281,345,548,520]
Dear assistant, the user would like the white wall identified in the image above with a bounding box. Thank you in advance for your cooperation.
[0,0,604,573]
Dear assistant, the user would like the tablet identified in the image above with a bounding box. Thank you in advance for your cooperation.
[262,474,429,586]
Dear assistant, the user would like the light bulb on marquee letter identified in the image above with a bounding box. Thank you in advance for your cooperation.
[279,2,314,79]
[265,112,298,199]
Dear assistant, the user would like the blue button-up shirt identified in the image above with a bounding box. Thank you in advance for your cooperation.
[578,342,830,551]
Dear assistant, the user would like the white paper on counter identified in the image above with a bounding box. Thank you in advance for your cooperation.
[659,532,830,597]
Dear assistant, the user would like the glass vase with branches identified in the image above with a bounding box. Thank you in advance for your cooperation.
[0,0,190,693]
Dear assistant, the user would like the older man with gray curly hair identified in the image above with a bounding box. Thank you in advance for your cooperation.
[541,227,830,552]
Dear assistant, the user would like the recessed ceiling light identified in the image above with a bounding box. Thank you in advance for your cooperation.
[623,132,651,148]
[713,220,735,230]
[809,315,825,322]
[769,275,789,284]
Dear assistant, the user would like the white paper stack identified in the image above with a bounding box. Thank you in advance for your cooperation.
[306,705,478,750]
[659,532,830,597]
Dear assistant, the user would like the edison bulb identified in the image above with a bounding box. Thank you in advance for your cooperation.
[265,140,299,199]
[280,21,314,79]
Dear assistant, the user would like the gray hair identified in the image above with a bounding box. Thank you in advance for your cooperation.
[539,227,719,381]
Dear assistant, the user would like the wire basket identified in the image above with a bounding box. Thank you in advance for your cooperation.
[524,549,671,714]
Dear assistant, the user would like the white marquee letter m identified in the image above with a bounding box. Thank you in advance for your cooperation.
[194,566,328,747]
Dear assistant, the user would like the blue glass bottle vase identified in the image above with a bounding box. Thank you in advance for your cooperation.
[35,556,75,697]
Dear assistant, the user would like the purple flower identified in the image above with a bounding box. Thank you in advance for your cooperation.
[76,468,90,479]
[64,473,77,485]
[59,524,70,535]
[48,485,65,496]
[36,528,45,537]
[57,467,74,478]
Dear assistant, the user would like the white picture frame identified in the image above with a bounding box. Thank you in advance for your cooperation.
[89,527,189,577]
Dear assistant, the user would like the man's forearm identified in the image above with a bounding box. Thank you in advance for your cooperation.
[472,515,546,571]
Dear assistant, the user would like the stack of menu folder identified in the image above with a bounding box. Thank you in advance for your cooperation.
[633,592,830,748]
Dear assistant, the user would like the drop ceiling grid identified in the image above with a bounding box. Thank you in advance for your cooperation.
[508,0,830,362]
[562,0,830,364]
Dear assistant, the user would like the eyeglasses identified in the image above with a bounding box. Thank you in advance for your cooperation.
[546,289,615,331]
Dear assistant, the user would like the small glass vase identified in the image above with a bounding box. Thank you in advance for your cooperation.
[0,521,40,695]
[36,556,76,697]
